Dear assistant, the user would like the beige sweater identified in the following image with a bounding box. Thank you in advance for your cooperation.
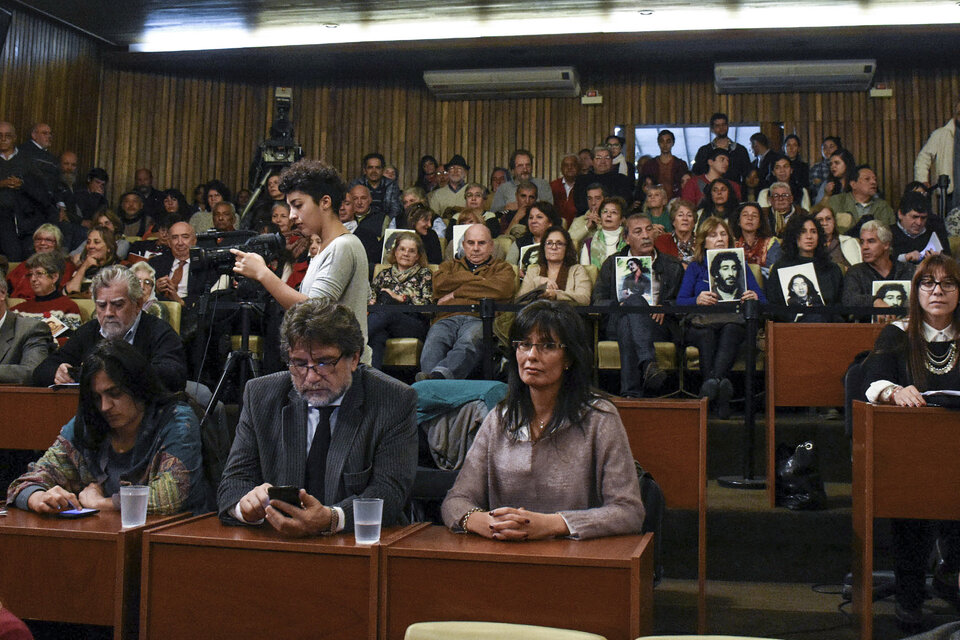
[441,398,645,540]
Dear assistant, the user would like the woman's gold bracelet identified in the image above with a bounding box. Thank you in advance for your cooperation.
[459,507,484,532]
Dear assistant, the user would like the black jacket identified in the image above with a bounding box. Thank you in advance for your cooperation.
[33,312,187,391]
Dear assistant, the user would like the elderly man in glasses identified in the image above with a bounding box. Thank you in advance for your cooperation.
[764,181,809,237]
[218,298,417,537]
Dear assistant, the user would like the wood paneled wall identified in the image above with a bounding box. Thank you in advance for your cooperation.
[97,64,960,209]
[0,9,101,173]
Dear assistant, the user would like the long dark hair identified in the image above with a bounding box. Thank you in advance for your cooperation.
[74,340,171,451]
[906,254,960,390]
[780,213,830,266]
[503,300,602,439]
[697,178,739,230]
[538,226,577,267]
[827,149,856,193]
[415,155,439,192]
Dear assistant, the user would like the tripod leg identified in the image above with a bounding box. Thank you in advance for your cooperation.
[202,351,243,427]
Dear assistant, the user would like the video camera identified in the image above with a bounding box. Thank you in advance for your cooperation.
[190,231,284,277]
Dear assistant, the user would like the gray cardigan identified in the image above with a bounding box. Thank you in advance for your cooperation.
[441,398,645,540]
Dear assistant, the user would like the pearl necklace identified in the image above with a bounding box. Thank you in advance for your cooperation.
[926,341,958,375]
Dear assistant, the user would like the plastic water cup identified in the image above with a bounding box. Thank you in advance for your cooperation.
[353,498,383,545]
[120,485,149,528]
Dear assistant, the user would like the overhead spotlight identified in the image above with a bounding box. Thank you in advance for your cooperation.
[323,23,339,28]
[638,9,654,15]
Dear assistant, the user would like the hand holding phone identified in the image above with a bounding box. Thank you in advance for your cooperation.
[267,486,302,510]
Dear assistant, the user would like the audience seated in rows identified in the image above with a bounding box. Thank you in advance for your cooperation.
[7,224,75,299]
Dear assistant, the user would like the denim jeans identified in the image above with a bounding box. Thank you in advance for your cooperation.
[420,315,483,379]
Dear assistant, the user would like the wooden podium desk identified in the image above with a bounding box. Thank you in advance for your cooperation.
[380,525,654,640]
[0,385,79,450]
[851,402,960,640]
[140,514,420,640]
[765,321,884,506]
[0,508,185,640]
[613,397,708,633]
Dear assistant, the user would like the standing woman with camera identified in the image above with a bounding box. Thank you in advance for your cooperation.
[231,159,371,363]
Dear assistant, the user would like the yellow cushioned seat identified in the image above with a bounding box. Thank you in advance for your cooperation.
[230,335,263,358]
[596,341,699,371]
[383,338,423,367]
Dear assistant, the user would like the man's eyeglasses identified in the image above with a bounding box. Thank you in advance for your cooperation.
[771,193,792,199]
[289,354,343,375]
[512,341,565,354]
[918,278,959,293]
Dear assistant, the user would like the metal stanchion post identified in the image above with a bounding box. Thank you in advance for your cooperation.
[717,297,765,489]
[479,298,496,380]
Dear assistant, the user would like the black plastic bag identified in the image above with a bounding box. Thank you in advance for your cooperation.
[775,441,827,510]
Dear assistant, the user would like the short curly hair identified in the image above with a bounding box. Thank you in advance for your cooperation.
[278,159,346,212]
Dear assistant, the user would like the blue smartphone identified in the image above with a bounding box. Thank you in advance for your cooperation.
[57,507,99,519]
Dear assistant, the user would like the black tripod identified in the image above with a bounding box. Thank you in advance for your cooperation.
[201,301,262,426]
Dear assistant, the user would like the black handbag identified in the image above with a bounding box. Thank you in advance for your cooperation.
[775,441,827,510]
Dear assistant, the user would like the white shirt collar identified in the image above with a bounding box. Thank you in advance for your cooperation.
[893,319,957,342]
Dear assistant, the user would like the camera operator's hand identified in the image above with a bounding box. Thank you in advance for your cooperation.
[231,249,270,282]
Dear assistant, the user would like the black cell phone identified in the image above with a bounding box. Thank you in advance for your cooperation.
[267,486,302,508]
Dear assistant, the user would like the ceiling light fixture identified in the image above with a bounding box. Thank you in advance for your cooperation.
[131,3,960,53]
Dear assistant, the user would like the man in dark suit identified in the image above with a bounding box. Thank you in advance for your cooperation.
[17,123,59,195]
[149,221,208,304]
[32,265,187,391]
[218,299,417,537]
[0,277,54,384]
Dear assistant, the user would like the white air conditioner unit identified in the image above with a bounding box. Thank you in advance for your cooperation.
[423,67,580,100]
[714,60,876,94]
